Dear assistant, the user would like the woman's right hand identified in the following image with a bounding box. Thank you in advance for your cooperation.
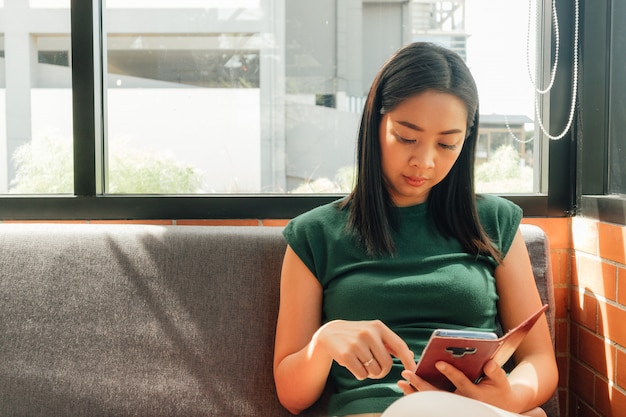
[274,247,415,414]
[314,319,417,381]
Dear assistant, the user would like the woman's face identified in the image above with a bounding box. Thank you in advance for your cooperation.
[379,90,468,207]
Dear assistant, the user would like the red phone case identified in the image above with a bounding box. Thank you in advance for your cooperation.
[414,304,549,391]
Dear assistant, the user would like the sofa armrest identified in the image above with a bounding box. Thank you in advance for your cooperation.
[520,224,559,417]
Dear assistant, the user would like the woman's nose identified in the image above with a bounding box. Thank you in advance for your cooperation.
[409,145,435,169]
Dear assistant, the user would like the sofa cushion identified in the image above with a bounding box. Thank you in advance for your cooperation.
[0,224,310,417]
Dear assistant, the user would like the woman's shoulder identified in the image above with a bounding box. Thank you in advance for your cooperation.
[476,194,523,254]
[282,198,352,278]
[283,198,349,238]
[288,198,348,225]
[476,193,522,220]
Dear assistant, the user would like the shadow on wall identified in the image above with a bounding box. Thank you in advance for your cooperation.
[569,217,626,417]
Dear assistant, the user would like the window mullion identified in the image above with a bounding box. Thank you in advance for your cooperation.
[545,0,577,216]
[71,0,104,196]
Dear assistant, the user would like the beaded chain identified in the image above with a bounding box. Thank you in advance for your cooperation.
[505,0,579,143]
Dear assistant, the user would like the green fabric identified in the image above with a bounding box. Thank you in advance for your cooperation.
[283,194,522,416]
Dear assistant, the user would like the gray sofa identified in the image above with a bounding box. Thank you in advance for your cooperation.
[0,223,558,417]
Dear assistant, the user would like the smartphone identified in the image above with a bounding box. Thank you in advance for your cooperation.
[414,329,500,392]
[414,305,549,392]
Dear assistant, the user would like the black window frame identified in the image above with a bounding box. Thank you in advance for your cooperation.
[0,0,579,221]
[577,0,626,226]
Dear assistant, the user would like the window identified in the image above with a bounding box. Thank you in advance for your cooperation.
[607,0,626,196]
[0,0,576,219]
[1,2,73,194]
[578,0,626,225]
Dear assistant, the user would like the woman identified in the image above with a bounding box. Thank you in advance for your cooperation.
[273,42,558,417]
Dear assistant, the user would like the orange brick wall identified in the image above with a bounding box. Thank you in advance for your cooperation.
[569,217,626,417]
[522,216,626,417]
[6,216,626,416]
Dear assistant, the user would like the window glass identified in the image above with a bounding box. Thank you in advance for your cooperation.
[103,0,541,195]
[0,2,73,194]
[0,32,5,194]
[0,32,5,192]
[104,3,265,194]
[465,1,537,193]
[0,1,543,195]
[29,0,68,7]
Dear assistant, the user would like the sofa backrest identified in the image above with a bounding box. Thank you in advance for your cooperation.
[0,223,557,417]
[0,224,308,417]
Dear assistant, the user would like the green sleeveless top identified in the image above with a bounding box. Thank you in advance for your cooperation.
[283,194,522,416]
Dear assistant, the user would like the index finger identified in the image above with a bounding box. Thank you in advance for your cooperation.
[380,327,416,371]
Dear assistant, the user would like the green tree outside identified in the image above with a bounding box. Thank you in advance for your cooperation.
[10,136,205,194]
[475,144,533,193]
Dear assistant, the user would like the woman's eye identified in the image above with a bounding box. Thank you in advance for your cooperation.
[439,143,457,150]
[395,135,414,144]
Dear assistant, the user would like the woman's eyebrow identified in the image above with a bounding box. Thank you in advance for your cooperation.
[397,120,464,135]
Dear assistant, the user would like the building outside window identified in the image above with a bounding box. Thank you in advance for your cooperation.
[0,0,545,197]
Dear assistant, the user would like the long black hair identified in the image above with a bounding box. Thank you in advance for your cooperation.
[342,42,501,262]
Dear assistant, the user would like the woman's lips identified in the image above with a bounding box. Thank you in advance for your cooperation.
[404,175,427,187]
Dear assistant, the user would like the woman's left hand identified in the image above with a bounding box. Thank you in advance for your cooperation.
[399,359,523,412]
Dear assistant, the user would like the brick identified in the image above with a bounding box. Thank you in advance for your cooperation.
[572,217,600,256]
[598,222,626,264]
[554,286,569,320]
[569,358,596,405]
[578,328,614,378]
[617,349,626,391]
[550,249,570,286]
[572,252,580,288]
[619,267,626,306]
[594,377,611,417]
[261,219,290,227]
[523,217,571,250]
[570,289,597,331]
[608,387,626,417]
[90,219,173,225]
[570,396,598,417]
[595,378,626,417]
[3,220,88,224]
[175,219,260,226]
[555,320,569,355]
[571,324,580,358]
[557,354,569,387]
[602,303,626,349]
[557,388,568,417]
[576,255,617,301]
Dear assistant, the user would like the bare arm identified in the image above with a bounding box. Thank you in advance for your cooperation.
[399,229,558,414]
[273,246,331,414]
[273,246,417,414]
[493,229,559,411]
